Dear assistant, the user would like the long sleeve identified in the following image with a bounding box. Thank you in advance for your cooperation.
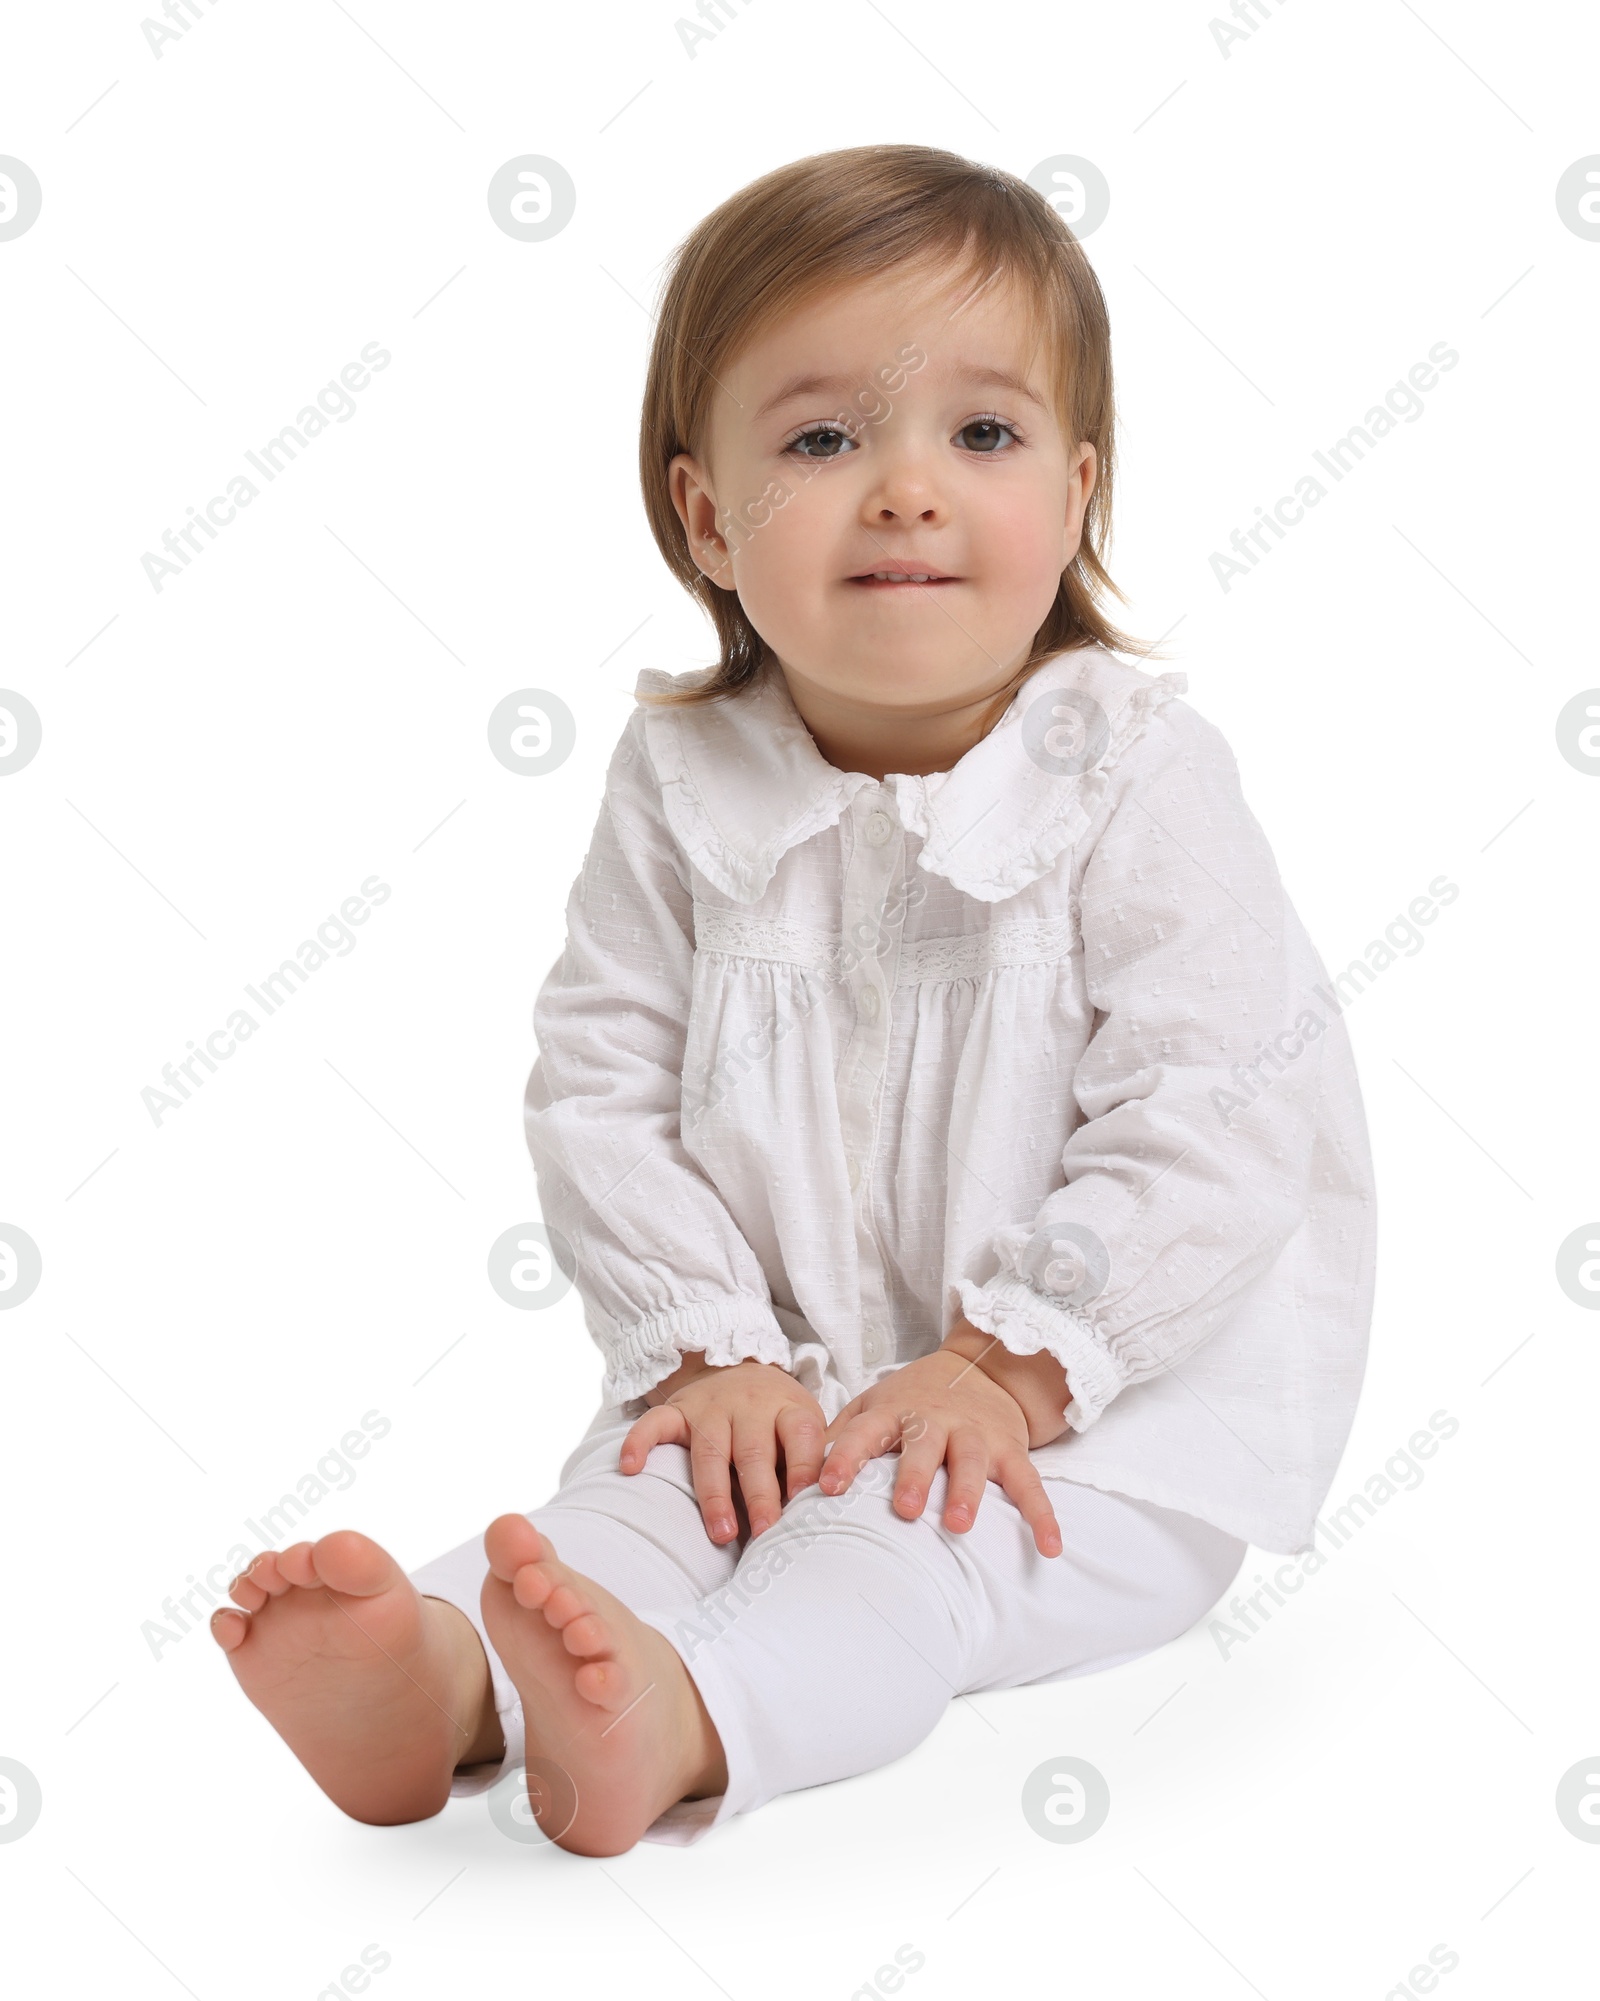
[955,702,1323,1433]
[524,720,793,1404]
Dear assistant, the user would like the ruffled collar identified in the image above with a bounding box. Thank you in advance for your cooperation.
[634,645,1187,905]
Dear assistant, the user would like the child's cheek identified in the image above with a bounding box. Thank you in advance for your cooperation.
[728,485,821,621]
[985,492,1074,595]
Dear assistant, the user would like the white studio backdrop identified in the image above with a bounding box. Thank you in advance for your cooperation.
[2,1,1596,1994]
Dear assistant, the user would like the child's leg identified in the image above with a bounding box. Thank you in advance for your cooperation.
[632,1456,1246,1838]
[209,1430,720,1833]
[435,1440,1245,1853]
[405,1432,738,1805]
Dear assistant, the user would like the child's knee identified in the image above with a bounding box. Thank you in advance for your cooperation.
[578,1437,695,1502]
[634,1439,693,1488]
[772,1458,951,1548]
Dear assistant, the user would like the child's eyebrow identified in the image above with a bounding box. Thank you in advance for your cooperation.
[754,361,1047,421]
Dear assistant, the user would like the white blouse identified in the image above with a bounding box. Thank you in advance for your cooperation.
[524,645,1375,1554]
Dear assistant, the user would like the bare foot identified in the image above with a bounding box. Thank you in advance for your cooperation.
[482,1514,727,1857]
[212,1529,504,1825]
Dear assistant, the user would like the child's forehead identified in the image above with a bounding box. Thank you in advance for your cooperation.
[755,258,1038,343]
[727,261,1057,391]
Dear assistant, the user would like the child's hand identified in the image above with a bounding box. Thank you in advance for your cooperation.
[819,1343,1065,1557]
[619,1355,827,1546]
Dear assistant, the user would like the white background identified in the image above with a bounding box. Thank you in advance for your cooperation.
[2,0,1597,1994]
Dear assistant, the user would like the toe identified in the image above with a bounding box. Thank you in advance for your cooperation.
[560,1611,611,1659]
[572,1657,631,1710]
[228,1572,267,1612]
[509,1562,557,1612]
[538,1582,588,1631]
[248,1553,292,1598]
[275,1542,318,1588]
[573,1659,611,1703]
[309,1529,404,1598]
[484,1514,547,1582]
[210,1607,249,1650]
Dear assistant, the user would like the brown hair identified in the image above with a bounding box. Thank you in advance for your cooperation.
[636,143,1162,710]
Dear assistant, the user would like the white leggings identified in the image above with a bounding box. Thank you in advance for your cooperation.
[407,1415,1247,1844]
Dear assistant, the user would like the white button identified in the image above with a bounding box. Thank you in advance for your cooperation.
[864,808,893,847]
[862,1326,885,1364]
[858,984,881,1022]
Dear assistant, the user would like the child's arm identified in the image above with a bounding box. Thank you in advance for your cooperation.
[823,697,1331,1537]
[957,699,1325,1420]
[526,719,814,1531]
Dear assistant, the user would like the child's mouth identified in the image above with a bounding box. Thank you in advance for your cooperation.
[847,572,960,589]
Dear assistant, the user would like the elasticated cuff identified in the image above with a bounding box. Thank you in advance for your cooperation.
[598,1295,792,1404]
[954,1277,1128,1429]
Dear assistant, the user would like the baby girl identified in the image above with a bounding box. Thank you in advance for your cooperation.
[212,142,1375,1855]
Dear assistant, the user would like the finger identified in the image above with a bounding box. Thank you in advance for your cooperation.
[939,1429,991,1534]
[775,1402,826,1498]
[889,1413,949,1522]
[731,1420,784,1537]
[819,1408,902,1495]
[688,1413,739,1545]
[821,1394,864,1451]
[997,1450,1064,1558]
[619,1403,687,1474]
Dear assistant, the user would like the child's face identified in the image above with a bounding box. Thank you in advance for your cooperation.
[669,260,1096,719]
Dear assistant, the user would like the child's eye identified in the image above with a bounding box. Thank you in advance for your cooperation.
[784,423,856,461]
[956,415,1022,454]
[781,413,1026,460]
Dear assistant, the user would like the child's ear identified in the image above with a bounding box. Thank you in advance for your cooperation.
[1062,439,1097,562]
[668,451,735,589]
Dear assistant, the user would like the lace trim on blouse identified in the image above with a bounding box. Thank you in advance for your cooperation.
[691,905,1082,986]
